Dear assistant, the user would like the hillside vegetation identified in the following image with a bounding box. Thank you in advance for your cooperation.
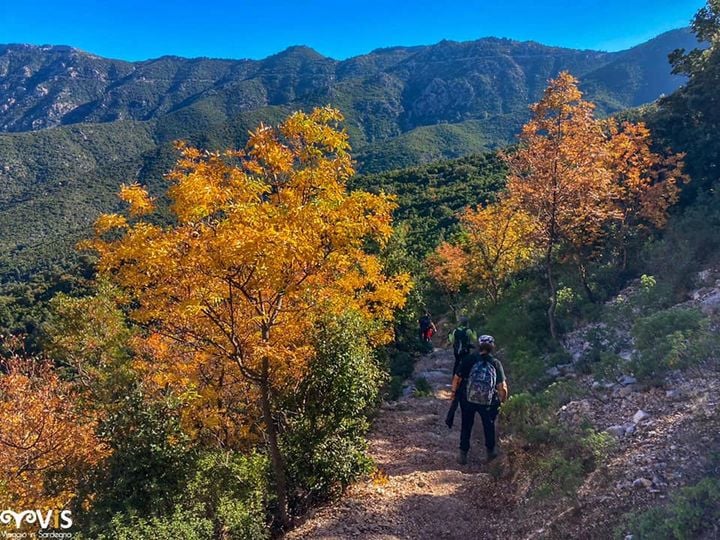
[0,28,697,297]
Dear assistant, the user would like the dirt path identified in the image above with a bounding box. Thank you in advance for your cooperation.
[286,347,516,540]
[285,341,720,539]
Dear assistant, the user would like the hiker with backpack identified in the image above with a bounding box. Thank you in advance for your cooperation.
[445,317,478,429]
[450,335,508,464]
[449,316,478,376]
[418,312,437,342]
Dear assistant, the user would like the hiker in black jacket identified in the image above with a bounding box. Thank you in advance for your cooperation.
[448,316,478,376]
[450,335,508,465]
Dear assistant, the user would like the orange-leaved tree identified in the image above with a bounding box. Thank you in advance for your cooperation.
[0,352,108,510]
[84,107,411,527]
[606,120,687,268]
[427,201,537,309]
[427,200,537,308]
[426,241,467,316]
[506,73,687,338]
[505,72,619,340]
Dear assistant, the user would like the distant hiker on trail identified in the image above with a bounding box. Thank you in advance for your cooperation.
[450,335,508,464]
[448,316,477,376]
[418,312,436,342]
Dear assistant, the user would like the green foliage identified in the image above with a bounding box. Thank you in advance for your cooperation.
[83,403,270,539]
[91,507,214,540]
[282,312,384,504]
[83,392,197,526]
[480,276,555,391]
[649,6,718,200]
[581,430,617,464]
[501,381,584,445]
[640,273,657,291]
[619,477,720,540]
[414,376,433,397]
[640,194,720,296]
[43,281,136,403]
[534,452,586,498]
[351,152,507,257]
[183,452,270,539]
[355,118,516,173]
[631,307,716,384]
[503,382,615,499]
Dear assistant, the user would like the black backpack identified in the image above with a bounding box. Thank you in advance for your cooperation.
[453,327,471,356]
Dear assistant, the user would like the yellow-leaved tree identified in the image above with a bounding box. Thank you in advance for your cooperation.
[459,200,538,304]
[85,107,411,527]
[427,201,537,309]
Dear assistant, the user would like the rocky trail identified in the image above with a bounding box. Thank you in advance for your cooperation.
[287,337,720,539]
[287,346,518,540]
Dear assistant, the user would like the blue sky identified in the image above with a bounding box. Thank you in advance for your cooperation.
[0,0,705,61]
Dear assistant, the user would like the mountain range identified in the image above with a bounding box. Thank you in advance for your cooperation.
[0,28,699,284]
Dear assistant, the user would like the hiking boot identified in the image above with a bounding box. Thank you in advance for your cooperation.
[457,449,468,465]
[486,447,499,461]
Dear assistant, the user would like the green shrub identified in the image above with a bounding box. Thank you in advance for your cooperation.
[414,376,433,397]
[503,382,614,499]
[580,430,617,465]
[534,452,585,498]
[591,351,624,380]
[387,375,405,401]
[184,452,269,539]
[501,381,583,446]
[619,477,720,539]
[83,392,197,525]
[91,507,214,540]
[631,307,716,384]
[503,339,547,392]
[282,312,383,504]
[640,196,720,298]
[383,348,417,400]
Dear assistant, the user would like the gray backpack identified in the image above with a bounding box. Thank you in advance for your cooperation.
[466,357,497,405]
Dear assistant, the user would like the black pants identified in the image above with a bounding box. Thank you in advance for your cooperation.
[459,399,499,452]
[452,351,468,376]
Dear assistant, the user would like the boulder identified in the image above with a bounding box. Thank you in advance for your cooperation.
[606,425,626,438]
[546,366,561,379]
[632,478,653,489]
[633,410,650,424]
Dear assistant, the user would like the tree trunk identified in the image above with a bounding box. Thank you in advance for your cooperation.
[578,260,597,303]
[546,244,558,342]
[621,244,628,272]
[260,359,290,529]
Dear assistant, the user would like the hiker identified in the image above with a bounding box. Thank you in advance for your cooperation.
[450,335,508,464]
[418,312,436,342]
[448,316,478,376]
[445,317,477,429]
